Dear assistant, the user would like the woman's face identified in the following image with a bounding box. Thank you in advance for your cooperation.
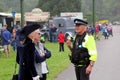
[29,29,41,43]
[34,29,41,43]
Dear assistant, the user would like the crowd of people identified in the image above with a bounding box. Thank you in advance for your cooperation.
[87,23,113,40]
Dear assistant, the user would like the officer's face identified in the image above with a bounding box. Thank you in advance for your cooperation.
[75,24,86,34]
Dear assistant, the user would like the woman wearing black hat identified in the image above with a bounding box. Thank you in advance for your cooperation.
[16,24,42,80]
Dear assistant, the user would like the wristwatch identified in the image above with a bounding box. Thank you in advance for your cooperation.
[90,63,94,67]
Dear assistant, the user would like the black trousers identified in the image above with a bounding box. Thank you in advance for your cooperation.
[40,74,47,80]
[75,66,89,80]
[59,43,64,52]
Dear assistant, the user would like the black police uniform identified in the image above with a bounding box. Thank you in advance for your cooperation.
[73,19,89,80]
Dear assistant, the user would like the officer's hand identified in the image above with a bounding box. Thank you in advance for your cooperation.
[66,39,71,47]
[86,65,92,74]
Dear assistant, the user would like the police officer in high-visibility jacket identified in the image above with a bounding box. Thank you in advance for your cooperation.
[66,19,97,80]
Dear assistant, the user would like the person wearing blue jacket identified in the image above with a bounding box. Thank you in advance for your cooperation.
[34,41,51,80]
[1,25,12,57]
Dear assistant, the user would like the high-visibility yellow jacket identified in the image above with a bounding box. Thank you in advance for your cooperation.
[82,34,97,61]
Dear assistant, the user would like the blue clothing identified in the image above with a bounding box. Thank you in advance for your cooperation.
[51,27,58,42]
[34,47,51,63]
[16,29,26,47]
[101,27,105,33]
[1,29,12,45]
[11,38,17,51]
[90,27,95,32]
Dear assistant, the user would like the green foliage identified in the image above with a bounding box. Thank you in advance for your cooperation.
[44,42,71,79]
[0,2,3,11]
[37,0,82,16]
[0,42,71,80]
[0,0,38,12]
[0,47,18,80]
[37,0,120,21]
[0,0,119,21]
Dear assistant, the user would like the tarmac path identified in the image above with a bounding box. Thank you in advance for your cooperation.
[55,25,120,80]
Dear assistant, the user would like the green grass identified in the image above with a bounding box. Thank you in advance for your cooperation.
[0,42,71,80]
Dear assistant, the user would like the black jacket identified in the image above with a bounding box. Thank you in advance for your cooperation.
[17,38,37,80]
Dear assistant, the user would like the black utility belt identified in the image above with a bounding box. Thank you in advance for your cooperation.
[73,60,90,66]
[74,64,86,67]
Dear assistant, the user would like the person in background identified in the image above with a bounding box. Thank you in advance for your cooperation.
[89,26,95,35]
[11,28,17,51]
[1,24,12,57]
[17,24,42,80]
[107,25,113,37]
[58,31,65,52]
[104,26,109,39]
[66,19,97,80]
[51,24,58,42]
[95,24,100,40]
[49,24,53,42]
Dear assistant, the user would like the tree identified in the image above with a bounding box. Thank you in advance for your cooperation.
[37,0,82,16]
[0,0,119,21]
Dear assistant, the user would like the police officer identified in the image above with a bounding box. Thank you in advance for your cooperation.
[66,19,97,80]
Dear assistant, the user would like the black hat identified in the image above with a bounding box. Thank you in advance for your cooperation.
[74,19,88,25]
[21,24,42,36]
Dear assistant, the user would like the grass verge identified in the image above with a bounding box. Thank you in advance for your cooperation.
[0,42,71,80]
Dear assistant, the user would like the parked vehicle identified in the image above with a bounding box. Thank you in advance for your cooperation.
[49,17,76,41]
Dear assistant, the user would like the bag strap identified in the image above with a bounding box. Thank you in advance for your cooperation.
[13,62,17,75]
[78,32,86,46]
[13,51,18,75]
